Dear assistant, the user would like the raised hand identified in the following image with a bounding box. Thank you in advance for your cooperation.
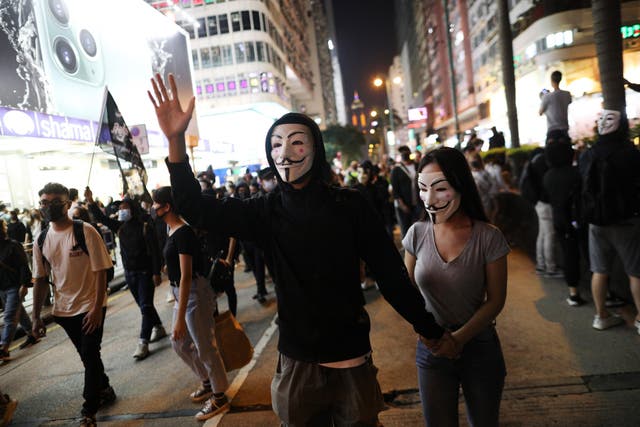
[148,73,195,161]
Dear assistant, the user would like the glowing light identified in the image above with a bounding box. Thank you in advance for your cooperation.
[392,76,402,85]
[373,78,383,87]
[370,110,378,118]
[369,129,375,135]
[327,39,334,50]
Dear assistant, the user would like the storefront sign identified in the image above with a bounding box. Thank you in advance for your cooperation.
[621,24,640,39]
[0,106,98,143]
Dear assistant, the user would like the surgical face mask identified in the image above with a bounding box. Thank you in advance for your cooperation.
[597,109,621,135]
[118,209,132,222]
[270,123,315,183]
[262,179,276,192]
[418,171,461,224]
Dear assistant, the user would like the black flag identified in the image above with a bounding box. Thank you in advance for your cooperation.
[98,89,151,203]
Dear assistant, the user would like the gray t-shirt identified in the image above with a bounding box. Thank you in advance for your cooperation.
[402,220,510,329]
[540,89,572,132]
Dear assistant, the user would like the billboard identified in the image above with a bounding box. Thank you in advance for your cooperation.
[408,107,428,122]
[0,0,197,140]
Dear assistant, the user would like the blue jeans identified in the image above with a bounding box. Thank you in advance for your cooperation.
[171,277,228,394]
[416,327,506,427]
[125,270,163,341]
[0,287,33,347]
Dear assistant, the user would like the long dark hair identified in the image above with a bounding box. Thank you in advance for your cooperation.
[417,147,488,222]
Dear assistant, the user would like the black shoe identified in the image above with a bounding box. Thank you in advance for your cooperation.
[566,295,586,307]
[19,335,40,350]
[78,414,97,427]
[257,294,267,304]
[98,386,116,408]
[0,349,10,361]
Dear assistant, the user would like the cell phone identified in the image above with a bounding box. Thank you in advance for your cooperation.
[31,0,105,120]
[539,88,550,99]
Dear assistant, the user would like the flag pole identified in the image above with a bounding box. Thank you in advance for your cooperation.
[88,86,109,189]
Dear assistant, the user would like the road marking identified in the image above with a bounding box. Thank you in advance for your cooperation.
[8,290,127,352]
[205,313,279,427]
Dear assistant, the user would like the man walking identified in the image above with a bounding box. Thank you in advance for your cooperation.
[32,183,116,427]
[539,70,572,143]
[149,74,448,426]
[391,145,418,237]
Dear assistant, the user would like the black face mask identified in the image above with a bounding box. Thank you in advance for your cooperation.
[401,152,411,162]
[41,204,65,223]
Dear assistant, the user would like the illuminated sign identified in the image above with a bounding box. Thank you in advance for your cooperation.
[0,106,98,142]
[408,107,428,122]
[621,24,640,39]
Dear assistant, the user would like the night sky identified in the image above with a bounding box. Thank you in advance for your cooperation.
[331,0,397,114]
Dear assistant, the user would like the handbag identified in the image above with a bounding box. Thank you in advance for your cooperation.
[214,310,254,372]
[207,250,233,294]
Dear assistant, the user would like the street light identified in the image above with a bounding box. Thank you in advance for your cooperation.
[372,76,395,155]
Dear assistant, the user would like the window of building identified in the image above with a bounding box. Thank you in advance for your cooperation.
[238,74,249,94]
[249,73,260,93]
[183,22,195,39]
[265,43,271,62]
[196,84,202,96]
[219,14,229,34]
[260,72,269,92]
[222,45,233,65]
[235,42,246,63]
[256,41,265,61]
[216,80,226,97]
[204,80,214,98]
[261,13,267,32]
[231,12,241,32]
[193,0,204,6]
[200,47,212,68]
[246,41,256,62]
[242,11,251,30]
[207,16,218,36]
[181,0,191,8]
[227,77,237,95]
[211,46,222,67]
[252,11,261,30]
[192,49,200,70]
[197,18,207,38]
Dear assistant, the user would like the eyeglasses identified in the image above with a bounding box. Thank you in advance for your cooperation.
[39,199,68,208]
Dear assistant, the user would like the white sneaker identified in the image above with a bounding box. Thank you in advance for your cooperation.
[634,319,640,336]
[150,325,167,343]
[592,314,624,330]
[133,342,149,360]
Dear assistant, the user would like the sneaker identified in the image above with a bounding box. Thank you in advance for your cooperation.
[566,295,586,307]
[544,270,564,279]
[1,396,17,426]
[592,314,624,330]
[78,414,96,427]
[195,395,230,421]
[535,266,546,275]
[133,342,149,360]
[150,325,167,343]
[190,385,213,403]
[634,319,640,336]
[605,295,627,308]
[0,349,10,361]
[98,386,116,408]
[19,334,40,350]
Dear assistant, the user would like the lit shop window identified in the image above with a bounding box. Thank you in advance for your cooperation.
[227,78,237,95]
[196,85,202,96]
[205,83,214,98]
[545,30,573,49]
[216,81,226,97]
[249,74,259,93]
[260,72,269,92]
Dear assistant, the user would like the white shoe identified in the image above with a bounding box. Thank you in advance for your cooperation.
[150,325,167,343]
[592,314,624,330]
[133,342,149,360]
[634,319,640,335]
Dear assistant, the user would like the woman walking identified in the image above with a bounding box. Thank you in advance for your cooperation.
[403,147,510,427]
[152,187,230,421]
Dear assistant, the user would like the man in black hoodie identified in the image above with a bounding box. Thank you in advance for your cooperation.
[148,74,447,426]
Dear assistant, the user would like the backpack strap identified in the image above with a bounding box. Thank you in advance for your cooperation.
[71,220,89,256]
[37,225,50,267]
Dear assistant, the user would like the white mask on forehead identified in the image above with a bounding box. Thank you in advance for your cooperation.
[418,171,461,224]
[270,124,315,183]
[598,109,621,135]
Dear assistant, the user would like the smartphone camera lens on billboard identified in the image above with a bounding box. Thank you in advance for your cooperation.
[54,37,77,73]
[79,29,97,57]
[48,0,69,25]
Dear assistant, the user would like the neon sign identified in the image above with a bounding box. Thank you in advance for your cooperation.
[621,24,640,39]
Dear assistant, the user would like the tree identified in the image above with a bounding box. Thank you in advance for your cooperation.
[497,0,520,147]
[592,0,625,113]
[322,125,367,166]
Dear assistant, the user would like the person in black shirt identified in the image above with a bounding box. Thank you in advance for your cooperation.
[151,187,229,421]
[149,74,447,426]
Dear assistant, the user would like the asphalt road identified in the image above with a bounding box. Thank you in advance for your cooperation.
[2,249,640,426]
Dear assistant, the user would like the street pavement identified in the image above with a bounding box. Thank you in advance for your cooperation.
[1,248,640,426]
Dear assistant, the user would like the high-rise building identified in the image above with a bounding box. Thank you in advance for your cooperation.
[145,0,335,173]
[350,91,367,132]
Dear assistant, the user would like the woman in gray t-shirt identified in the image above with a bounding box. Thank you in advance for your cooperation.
[403,148,510,427]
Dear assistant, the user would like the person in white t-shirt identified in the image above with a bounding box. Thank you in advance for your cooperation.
[31,183,115,427]
[539,70,572,144]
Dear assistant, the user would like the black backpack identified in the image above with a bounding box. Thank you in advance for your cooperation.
[581,149,631,226]
[37,220,115,283]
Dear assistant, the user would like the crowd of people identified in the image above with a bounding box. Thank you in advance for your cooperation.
[0,71,638,427]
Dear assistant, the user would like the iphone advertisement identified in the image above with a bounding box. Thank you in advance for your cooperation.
[0,0,198,141]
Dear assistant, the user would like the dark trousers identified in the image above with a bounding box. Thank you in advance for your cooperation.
[271,353,384,426]
[395,206,416,238]
[546,129,570,144]
[125,270,162,341]
[556,227,581,288]
[55,307,110,416]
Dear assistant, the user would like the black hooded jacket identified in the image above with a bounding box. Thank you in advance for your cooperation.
[167,113,443,363]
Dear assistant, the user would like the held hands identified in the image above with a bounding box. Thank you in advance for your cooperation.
[147,73,195,144]
[32,317,45,338]
[420,331,462,359]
